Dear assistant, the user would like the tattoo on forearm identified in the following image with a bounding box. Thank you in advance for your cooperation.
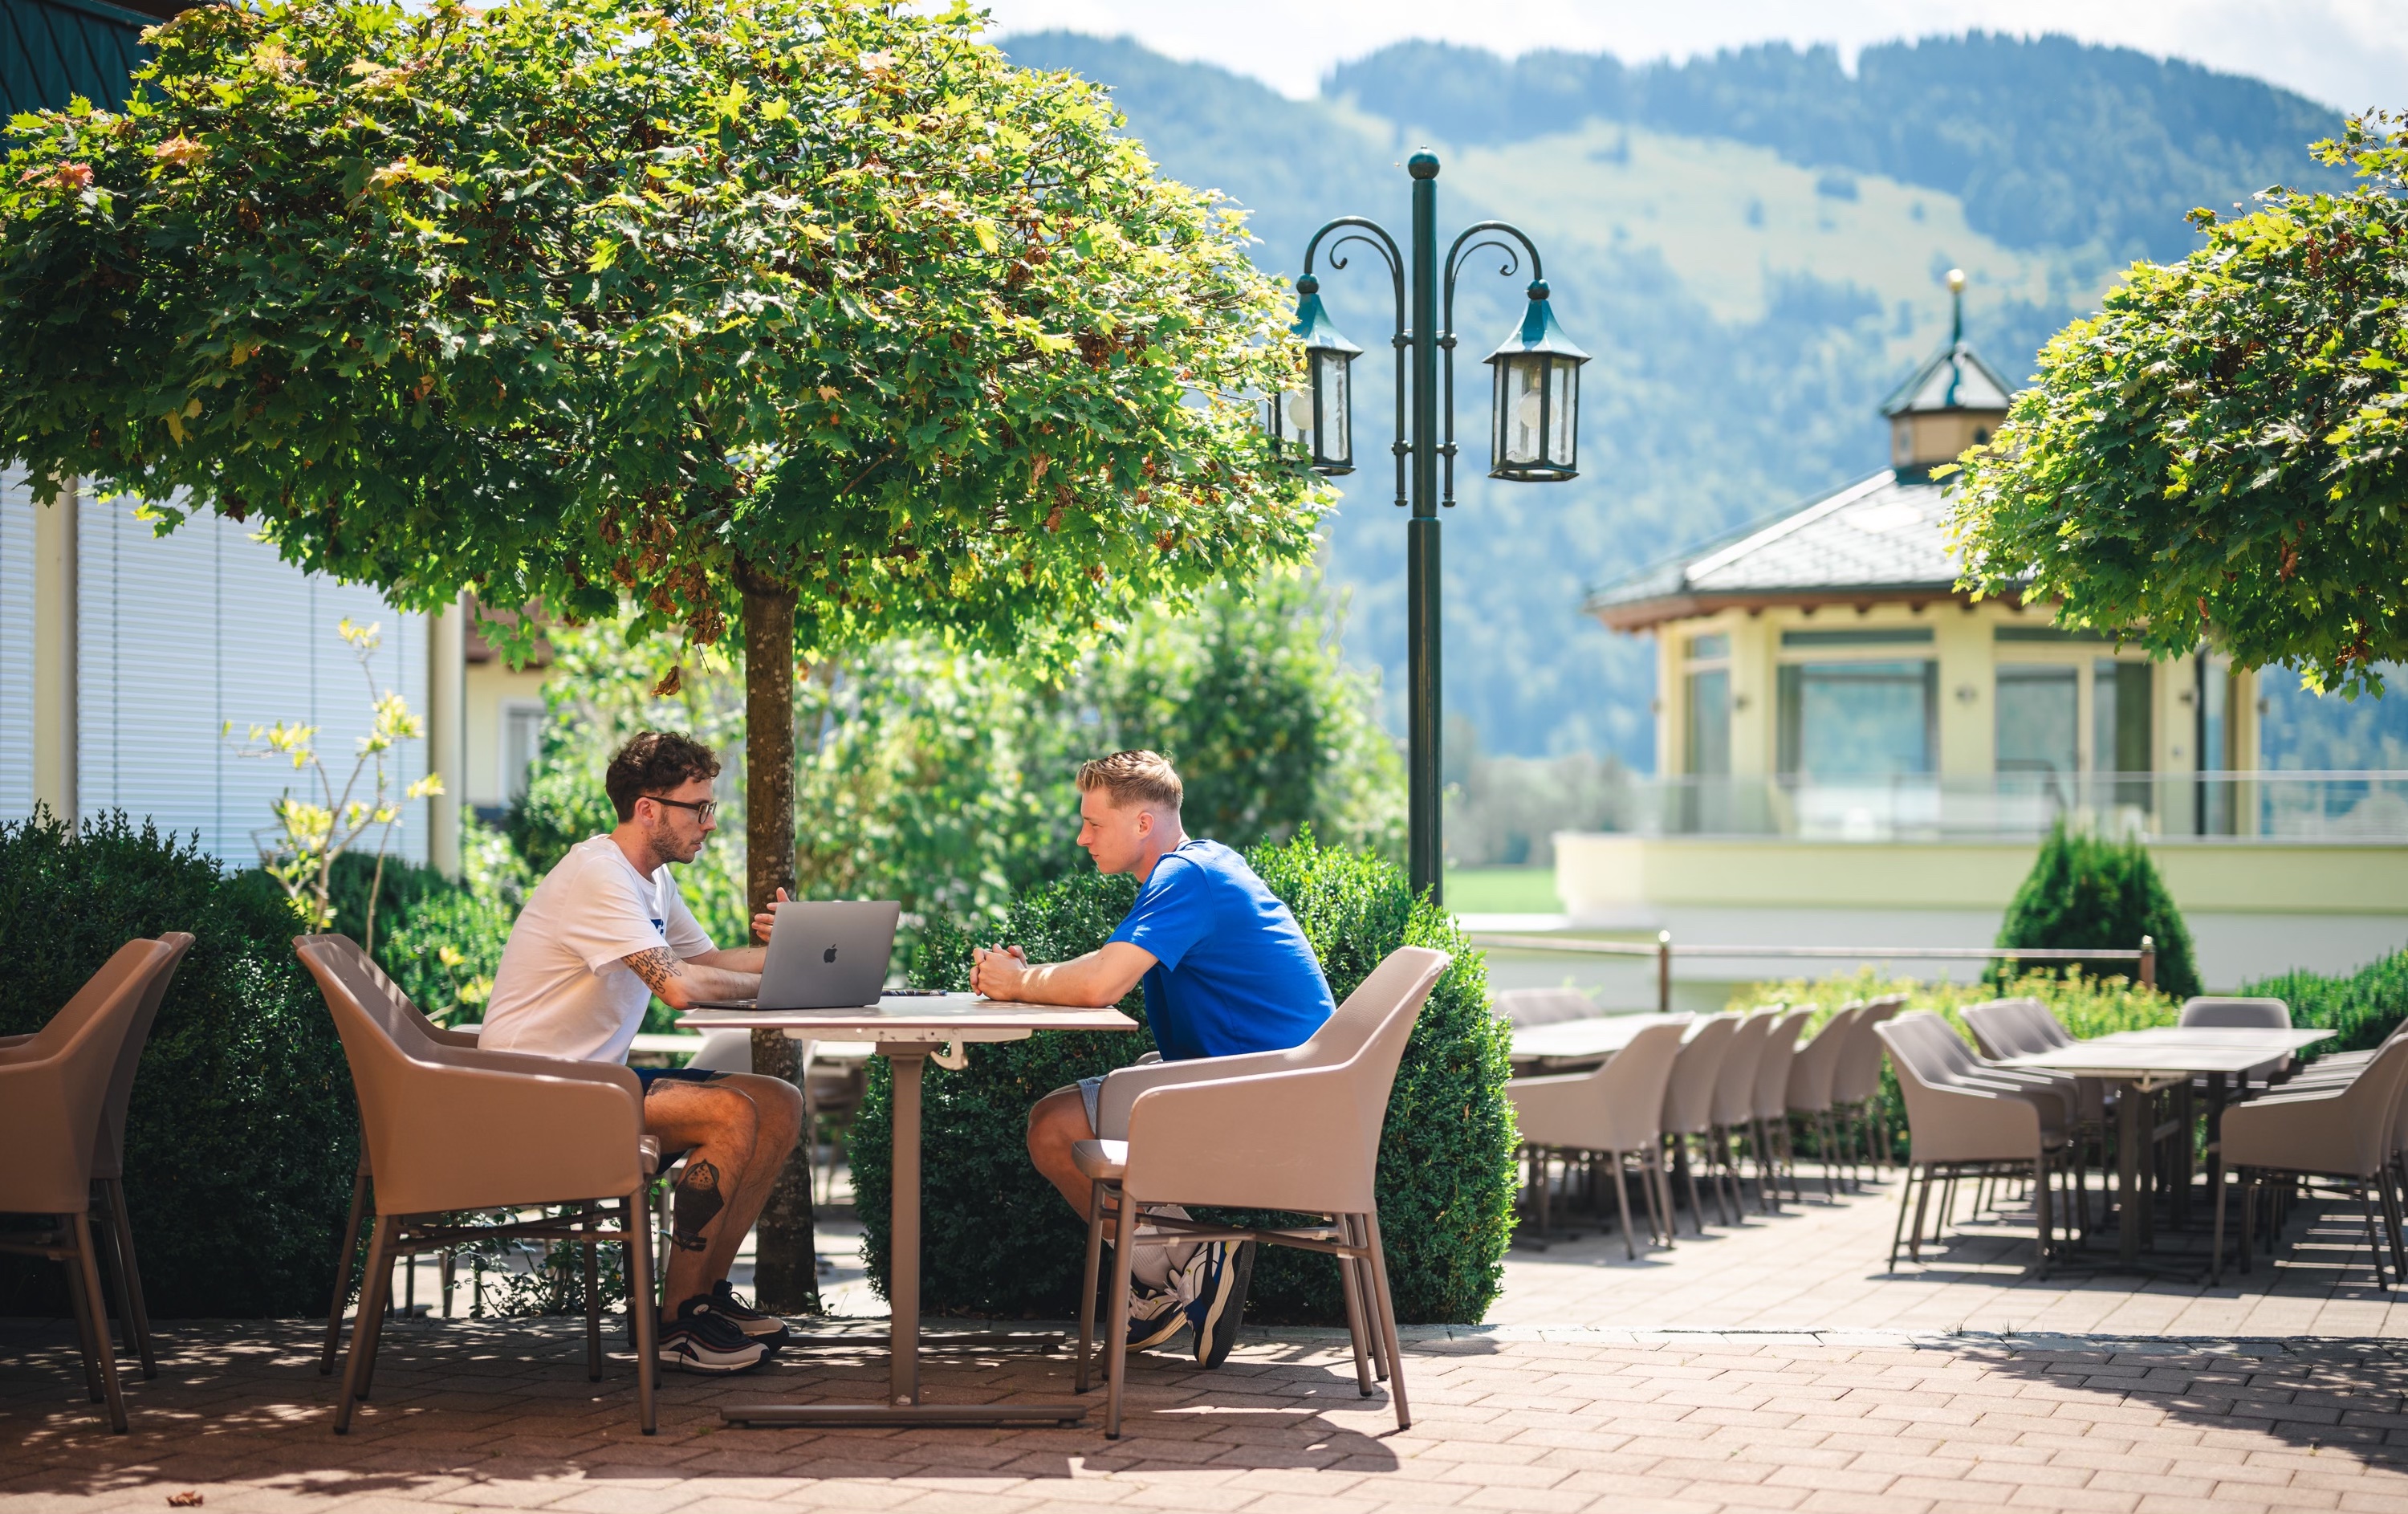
[625,947,685,996]
[672,1159,724,1252]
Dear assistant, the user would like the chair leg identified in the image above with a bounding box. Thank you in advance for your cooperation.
[1335,1214,1375,1397]
[2240,1173,2255,1275]
[1361,1212,1393,1382]
[1678,1135,1708,1234]
[1104,1182,1139,1440]
[1910,1166,1935,1262]
[335,1214,397,1435]
[2034,1154,2052,1280]
[2211,1162,2230,1287]
[2361,1184,2390,1288]
[60,1220,107,1406]
[1611,1152,1637,1260]
[1637,1149,1667,1247]
[1076,1180,1107,1395]
[96,1180,157,1380]
[582,1203,603,1382]
[1361,1211,1409,1431]
[321,1169,370,1375]
[1889,1162,1916,1271]
[65,1212,128,1434]
[624,1190,658,1436]
[1650,1147,1676,1249]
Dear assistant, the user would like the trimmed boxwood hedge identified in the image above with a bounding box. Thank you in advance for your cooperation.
[0,812,358,1317]
[852,831,1515,1325]
[1996,820,2202,1001]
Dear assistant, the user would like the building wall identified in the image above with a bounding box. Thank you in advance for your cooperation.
[1555,831,2408,988]
[1649,596,2260,784]
[464,657,551,809]
[0,474,36,819]
[0,484,434,866]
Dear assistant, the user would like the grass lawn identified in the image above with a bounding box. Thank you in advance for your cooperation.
[1443,866,1562,914]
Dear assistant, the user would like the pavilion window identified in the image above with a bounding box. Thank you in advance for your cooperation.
[2095,659,2153,812]
[1996,665,2079,808]
[1777,660,1938,780]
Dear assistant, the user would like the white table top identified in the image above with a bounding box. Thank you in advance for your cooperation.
[1511,1013,1692,1064]
[678,993,1139,1045]
[1996,1025,2331,1081]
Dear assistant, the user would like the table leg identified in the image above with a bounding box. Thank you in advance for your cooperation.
[2118,1078,2144,1267]
[2174,1081,2196,1227]
[718,1041,1087,1430]
[889,1048,924,1408]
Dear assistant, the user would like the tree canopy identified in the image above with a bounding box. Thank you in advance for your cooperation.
[0,0,1325,660]
[1948,112,2408,697]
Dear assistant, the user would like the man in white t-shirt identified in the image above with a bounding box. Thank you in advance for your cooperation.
[482,731,803,1375]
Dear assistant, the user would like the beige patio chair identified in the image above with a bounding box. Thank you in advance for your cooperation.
[0,938,182,1433]
[1509,1019,1688,1257]
[1877,1012,2071,1276]
[1710,1009,1780,1214]
[1830,995,1907,1176]
[0,932,196,1382]
[297,936,661,1436]
[1785,1005,1861,1199]
[2214,1035,2408,1287]
[316,946,484,1375]
[2289,1018,2408,1086]
[1660,1014,1743,1229]
[1963,996,2105,1231]
[1071,946,1449,1439]
[1751,1007,1816,1205]
[2181,997,2291,1029]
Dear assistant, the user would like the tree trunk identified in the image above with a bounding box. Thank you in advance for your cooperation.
[738,563,820,1315]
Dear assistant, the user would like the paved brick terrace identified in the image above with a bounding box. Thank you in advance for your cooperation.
[12,1317,2408,1513]
[10,1176,2408,1512]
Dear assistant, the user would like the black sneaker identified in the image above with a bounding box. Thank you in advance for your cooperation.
[1125,1283,1187,1351]
[657,1296,769,1374]
[710,1280,794,1352]
[1188,1241,1255,1369]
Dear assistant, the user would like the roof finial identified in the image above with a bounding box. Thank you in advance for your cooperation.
[1946,267,1966,346]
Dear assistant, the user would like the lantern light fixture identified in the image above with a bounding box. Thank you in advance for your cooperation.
[1267,274,1363,476]
[1483,279,1588,482]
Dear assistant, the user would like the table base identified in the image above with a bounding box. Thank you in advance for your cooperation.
[720,1402,1089,1428]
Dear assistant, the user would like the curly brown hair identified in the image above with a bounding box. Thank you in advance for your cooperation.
[605,731,722,822]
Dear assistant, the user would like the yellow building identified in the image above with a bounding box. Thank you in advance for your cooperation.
[1568,285,2408,991]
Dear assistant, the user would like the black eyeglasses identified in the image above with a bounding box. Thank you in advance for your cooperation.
[644,795,718,824]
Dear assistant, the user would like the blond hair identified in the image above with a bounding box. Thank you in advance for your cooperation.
[1076,750,1184,812]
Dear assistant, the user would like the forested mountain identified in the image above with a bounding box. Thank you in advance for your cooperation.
[1000,31,2350,767]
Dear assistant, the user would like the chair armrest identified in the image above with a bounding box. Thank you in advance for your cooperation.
[1095,1048,1305,1139]
[0,1060,94,1207]
[1122,1064,1373,1213]
[429,1025,484,1049]
[427,1044,642,1105]
[361,1056,648,1215]
[1899,1079,2048,1164]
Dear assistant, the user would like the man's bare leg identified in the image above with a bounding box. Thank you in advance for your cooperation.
[696,1072,804,1286]
[641,1076,794,1317]
[1027,1086,1192,1288]
[1027,1087,1096,1219]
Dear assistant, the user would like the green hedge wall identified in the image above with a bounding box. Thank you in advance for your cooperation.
[2245,947,2408,1057]
[0,812,358,1317]
[852,832,1515,1325]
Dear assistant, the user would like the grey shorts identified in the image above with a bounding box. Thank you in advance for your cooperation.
[1077,1075,1104,1133]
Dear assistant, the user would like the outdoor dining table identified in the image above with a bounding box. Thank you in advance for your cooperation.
[679,993,1138,1427]
[1994,1026,2333,1267]
[1510,1012,1691,1068]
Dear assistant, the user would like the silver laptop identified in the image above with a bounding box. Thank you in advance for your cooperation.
[693,900,901,1011]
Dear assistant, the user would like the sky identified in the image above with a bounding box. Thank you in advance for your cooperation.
[976,0,2408,114]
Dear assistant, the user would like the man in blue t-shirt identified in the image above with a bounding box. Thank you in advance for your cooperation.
[971,750,1336,1370]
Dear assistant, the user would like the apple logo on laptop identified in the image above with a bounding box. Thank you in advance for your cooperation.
[824,946,839,963]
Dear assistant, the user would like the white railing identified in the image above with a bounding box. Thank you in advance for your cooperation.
[1622,771,2408,843]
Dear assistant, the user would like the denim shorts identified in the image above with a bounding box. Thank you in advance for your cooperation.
[636,1064,721,1093]
[1077,1075,1104,1133]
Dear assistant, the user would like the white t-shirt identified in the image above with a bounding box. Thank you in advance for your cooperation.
[479,835,715,1064]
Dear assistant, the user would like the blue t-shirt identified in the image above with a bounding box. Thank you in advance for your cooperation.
[1106,839,1336,1062]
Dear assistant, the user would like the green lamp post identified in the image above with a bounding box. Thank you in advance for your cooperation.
[1275,149,1588,906]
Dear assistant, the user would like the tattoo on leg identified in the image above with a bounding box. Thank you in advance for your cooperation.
[673,1159,725,1252]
